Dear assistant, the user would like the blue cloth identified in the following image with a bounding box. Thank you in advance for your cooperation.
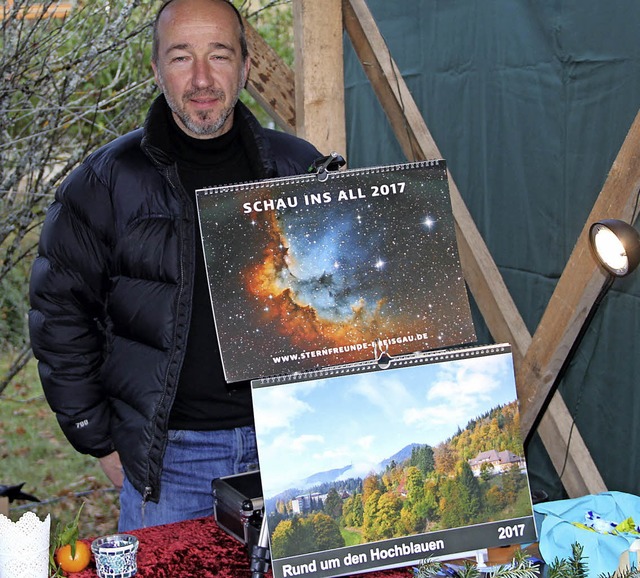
[534,491,640,577]
[118,426,258,531]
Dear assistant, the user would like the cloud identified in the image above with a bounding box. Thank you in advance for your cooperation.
[348,373,413,418]
[253,381,322,434]
[356,435,375,450]
[428,361,501,406]
[291,433,324,452]
[402,357,511,439]
[312,446,352,463]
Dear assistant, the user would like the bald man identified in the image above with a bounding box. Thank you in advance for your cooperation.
[29,0,321,531]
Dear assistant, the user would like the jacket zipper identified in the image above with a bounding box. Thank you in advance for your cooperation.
[143,160,190,503]
[141,486,152,524]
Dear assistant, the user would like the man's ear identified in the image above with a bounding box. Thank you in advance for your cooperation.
[151,61,161,88]
[243,57,251,89]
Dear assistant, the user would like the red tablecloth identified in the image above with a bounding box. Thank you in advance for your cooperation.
[73,516,414,578]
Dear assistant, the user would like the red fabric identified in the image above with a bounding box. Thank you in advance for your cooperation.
[74,516,413,578]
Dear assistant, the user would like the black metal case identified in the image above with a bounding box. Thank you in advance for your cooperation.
[212,470,263,552]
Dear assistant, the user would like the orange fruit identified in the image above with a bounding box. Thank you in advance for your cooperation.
[55,540,92,573]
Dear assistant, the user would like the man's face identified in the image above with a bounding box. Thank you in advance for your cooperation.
[152,0,250,139]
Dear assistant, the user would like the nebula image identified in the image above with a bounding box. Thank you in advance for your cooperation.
[197,161,476,382]
[245,209,389,347]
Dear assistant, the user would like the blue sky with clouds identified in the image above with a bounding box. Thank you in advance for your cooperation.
[252,349,518,498]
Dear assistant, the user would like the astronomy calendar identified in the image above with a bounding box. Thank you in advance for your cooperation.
[196,160,476,382]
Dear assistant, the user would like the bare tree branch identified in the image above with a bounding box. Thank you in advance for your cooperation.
[0,343,33,396]
[0,0,159,385]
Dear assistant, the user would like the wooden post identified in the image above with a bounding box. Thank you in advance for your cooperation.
[0,496,8,517]
[292,0,346,154]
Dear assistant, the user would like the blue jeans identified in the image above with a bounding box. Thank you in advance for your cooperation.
[118,426,258,531]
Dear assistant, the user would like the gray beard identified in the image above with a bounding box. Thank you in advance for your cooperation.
[162,75,246,138]
[157,66,247,137]
[179,105,233,137]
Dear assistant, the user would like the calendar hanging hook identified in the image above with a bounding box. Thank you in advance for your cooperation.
[374,339,392,369]
[308,151,346,182]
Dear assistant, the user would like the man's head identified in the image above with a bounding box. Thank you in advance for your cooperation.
[151,0,250,139]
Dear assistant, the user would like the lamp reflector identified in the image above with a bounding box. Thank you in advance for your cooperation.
[589,219,640,277]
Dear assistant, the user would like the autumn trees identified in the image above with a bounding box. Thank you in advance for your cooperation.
[268,401,530,557]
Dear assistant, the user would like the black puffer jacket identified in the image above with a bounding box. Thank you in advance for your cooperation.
[29,95,321,501]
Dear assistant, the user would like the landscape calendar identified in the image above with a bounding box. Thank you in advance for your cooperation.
[251,344,537,578]
[196,160,476,383]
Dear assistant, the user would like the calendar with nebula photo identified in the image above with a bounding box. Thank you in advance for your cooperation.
[196,160,476,382]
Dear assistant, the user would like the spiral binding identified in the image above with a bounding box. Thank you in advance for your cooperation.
[252,342,510,388]
[196,159,446,197]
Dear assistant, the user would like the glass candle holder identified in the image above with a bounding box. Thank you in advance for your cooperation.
[91,534,138,578]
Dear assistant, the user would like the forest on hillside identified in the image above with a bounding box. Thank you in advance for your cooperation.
[267,401,531,558]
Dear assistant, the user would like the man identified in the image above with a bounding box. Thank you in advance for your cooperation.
[29,0,321,531]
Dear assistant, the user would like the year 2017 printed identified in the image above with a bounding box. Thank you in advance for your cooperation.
[497,523,527,540]
[370,182,406,196]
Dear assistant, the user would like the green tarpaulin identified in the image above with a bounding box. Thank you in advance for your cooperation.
[344,0,640,500]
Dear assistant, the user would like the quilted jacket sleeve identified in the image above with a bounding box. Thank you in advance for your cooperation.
[29,161,116,458]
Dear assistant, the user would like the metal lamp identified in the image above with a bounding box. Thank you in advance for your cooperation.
[589,218,640,277]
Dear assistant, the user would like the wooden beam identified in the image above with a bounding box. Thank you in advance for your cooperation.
[518,108,640,439]
[244,17,297,134]
[342,0,607,497]
[292,0,346,154]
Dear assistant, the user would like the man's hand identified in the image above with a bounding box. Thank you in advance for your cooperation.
[99,451,124,489]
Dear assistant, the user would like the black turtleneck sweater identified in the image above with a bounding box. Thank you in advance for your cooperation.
[166,111,257,430]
